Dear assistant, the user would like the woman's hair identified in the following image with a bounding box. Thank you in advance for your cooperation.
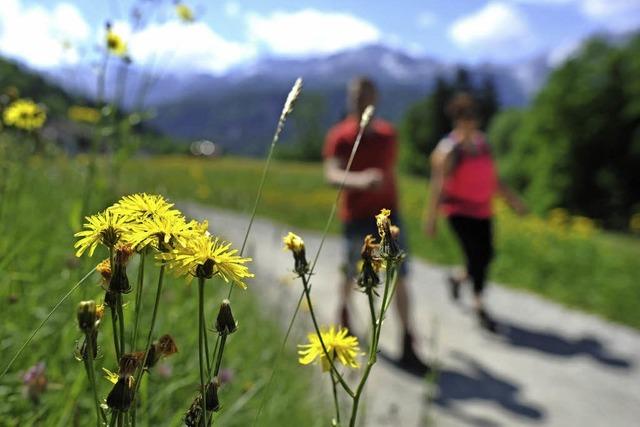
[446,92,479,122]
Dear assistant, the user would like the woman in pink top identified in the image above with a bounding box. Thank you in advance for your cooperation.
[423,93,527,331]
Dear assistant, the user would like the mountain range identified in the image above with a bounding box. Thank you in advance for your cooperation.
[48,44,552,155]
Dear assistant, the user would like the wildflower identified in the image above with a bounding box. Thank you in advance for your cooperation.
[74,210,129,257]
[144,334,178,368]
[375,209,401,259]
[110,193,180,223]
[3,99,46,131]
[283,231,309,275]
[68,105,101,124]
[298,326,360,371]
[215,299,237,336]
[77,300,97,332]
[109,242,134,293]
[22,362,47,403]
[161,233,253,288]
[106,375,134,411]
[96,259,112,283]
[127,214,197,252]
[175,2,195,22]
[105,23,127,57]
[357,235,381,293]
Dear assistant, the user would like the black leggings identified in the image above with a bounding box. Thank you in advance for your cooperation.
[447,215,494,296]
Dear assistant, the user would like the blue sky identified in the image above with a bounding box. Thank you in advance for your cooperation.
[1,0,639,72]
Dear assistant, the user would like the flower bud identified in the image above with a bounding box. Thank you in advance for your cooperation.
[215,299,237,336]
[205,379,221,412]
[283,232,309,276]
[77,300,97,333]
[106,375,134,412]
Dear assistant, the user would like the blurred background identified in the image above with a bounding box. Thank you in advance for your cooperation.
[1,0,639,425]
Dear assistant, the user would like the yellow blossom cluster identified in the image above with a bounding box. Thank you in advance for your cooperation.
[74,193,253,288]
[3,99,46,131]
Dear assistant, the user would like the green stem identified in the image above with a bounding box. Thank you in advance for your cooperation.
[117,293,126,356]
[202,303,212,378]
[109,411,117,427]
[131,251,146,349]
[84,333,107,426]
[198,278,208,427]
[330,367,341,425]
[111,305,121,361]
[300,275,354,398]
[349,259,397,427]
[131,264,165,414]
[213,334,227,378]
[0,268,95,378]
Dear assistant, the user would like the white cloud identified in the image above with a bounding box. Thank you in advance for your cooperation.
[0,0,89,68]
[547,37,582,65]
[416,11,437,29]
[224,1,240,17]
[580,0,640,31]
[128,21,255,74]
[448,1,536,59]
[246,9,381,56]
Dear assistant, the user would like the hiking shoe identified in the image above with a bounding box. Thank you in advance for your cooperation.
[478,309,498,333]
[448,276,461,301]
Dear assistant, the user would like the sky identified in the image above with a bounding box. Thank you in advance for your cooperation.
[0,0,639,73]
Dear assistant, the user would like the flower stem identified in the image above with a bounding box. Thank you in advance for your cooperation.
[84,333,107,426]
[0,268,95,379]
[213,334,227,378]
[111,305,121,361]
[330,367,341,426]
[131,251,146,349]
[131,264,165,419]
[117,293,126,355]
[198,277,208,427]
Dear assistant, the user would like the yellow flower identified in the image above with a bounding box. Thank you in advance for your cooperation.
[283,232,304,253]
[109,193,180,223]
[126,214,199,252]
[106,30,127,56]
[68,105,101,124]
[102,368,119,384]
[74,210,129,257]
[298,326,360,371]
[160,233,253,289]
[175,3,195,22]
[3,99,46,131]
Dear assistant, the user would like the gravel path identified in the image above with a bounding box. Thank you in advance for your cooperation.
[184,203,640,427]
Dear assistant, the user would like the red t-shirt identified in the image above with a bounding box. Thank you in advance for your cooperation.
[323,115,398,222]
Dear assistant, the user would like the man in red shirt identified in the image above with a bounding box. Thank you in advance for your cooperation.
[323,76,428,374]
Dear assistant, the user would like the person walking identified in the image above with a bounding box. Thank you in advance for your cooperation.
[323,76,429,373]
[423,92,527,332]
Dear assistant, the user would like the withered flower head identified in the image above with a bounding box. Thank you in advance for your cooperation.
[119,352,143,376]
[77,300,97,333]
[215,299,237,336]
[357,235,381,293]
[96,259,111,283]
[144,334,178,368]
[106,375,134,412]
[205,379,220,412]
[375,209,401,260]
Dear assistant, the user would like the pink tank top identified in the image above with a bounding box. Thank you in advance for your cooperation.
[440,134,497,219]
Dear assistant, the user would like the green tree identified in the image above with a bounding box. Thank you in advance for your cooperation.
[276,93,326,162]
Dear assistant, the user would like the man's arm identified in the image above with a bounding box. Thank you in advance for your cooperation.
[323,157,383,191]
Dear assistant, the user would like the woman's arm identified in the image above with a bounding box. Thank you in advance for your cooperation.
[497,179,528,216]
[423,148,451,236]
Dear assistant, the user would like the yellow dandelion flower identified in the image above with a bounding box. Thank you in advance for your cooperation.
[68,105,101,124]
[109,193,181,223]
[298,326,360,371]
[160,233,253,289]
[74,210,129,257]
[126,213,198,252]
[3,99,46,131]
[283,232,304,253]
[106,30,127,56]
[176,3,195,22]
